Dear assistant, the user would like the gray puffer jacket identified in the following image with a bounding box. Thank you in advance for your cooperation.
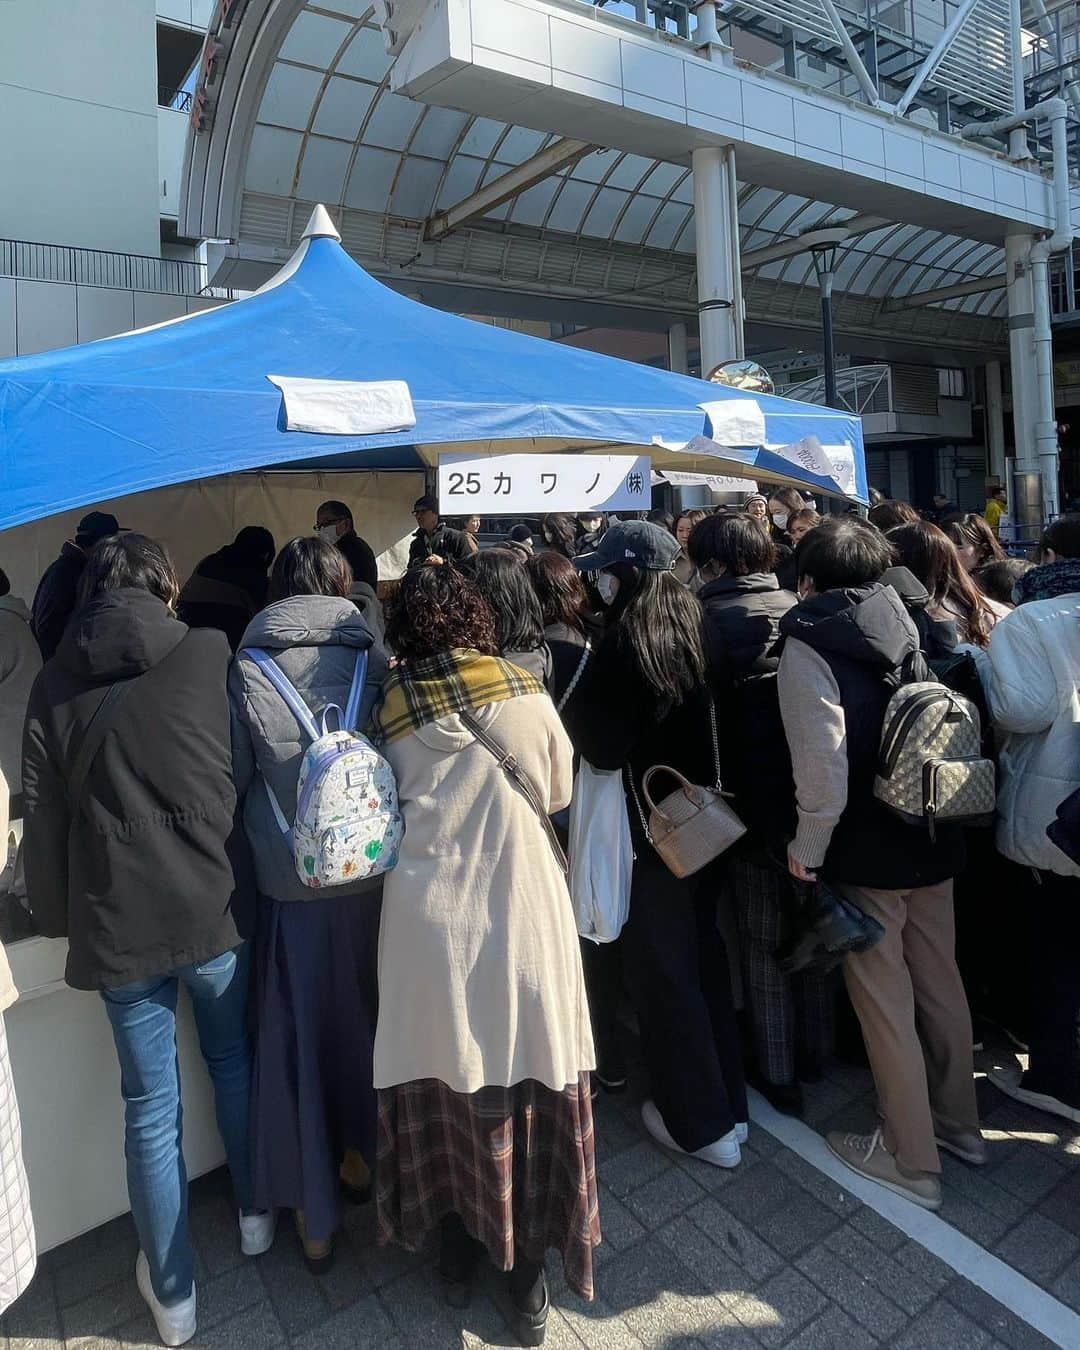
[229,595,389,902]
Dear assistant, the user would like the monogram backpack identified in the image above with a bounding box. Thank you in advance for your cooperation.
[873,679,995,838]
[244,648,403,887]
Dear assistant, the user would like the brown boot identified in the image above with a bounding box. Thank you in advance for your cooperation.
[294,1210,335,1275]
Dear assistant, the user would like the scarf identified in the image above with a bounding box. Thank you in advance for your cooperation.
[373,648,544,744]
[1014,558,1080,606]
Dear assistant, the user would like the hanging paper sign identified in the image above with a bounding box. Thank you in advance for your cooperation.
[655,470,759,494]
[698,398,766,447]
[438,453,651,513]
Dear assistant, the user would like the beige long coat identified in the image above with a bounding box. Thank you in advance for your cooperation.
[373,692,595,1095]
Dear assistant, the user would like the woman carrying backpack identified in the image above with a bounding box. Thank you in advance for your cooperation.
[372,564,598,1343]
[22,534,264,1349]
[230,537,389,1273]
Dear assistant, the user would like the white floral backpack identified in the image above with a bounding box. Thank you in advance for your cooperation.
[244,648,403,888]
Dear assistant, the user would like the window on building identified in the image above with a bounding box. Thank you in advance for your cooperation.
[938,368,966,398]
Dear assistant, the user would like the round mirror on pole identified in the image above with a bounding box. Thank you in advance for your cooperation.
[706,359,775,394]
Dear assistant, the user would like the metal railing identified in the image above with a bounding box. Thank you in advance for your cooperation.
[784,364,894,415]
[158,85,193,113]
[0,239,208,296]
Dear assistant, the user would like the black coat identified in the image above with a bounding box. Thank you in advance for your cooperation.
[177,544,270,653]
[408,523,472,568]
[336,529,379,591]
[22,588,254,990]
[30,542,86,661]
[699,572,796,850]
[779,584,964,889]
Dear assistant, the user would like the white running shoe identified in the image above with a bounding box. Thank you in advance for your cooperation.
[735,1121,749,1145]
[135,1252,197,1348]
[239,1209,277,1257]
[641,1099,741,1169]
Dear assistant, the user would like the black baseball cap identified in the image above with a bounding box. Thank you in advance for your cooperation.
[76,511,126,541]
[412,495,439,513]
[573,520,679,573]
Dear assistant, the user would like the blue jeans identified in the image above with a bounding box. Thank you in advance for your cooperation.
[101,944,253,1305]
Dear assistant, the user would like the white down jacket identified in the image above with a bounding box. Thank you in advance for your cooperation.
[974,584,1080,877]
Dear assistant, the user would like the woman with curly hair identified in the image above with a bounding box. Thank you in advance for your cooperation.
[372,564,598,1343]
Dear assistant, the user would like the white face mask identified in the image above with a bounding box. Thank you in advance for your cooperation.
[595,572,620,606]
[317,523,341,544]
[771,512,789,529]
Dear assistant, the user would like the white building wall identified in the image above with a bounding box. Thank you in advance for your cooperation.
[0,0,161,256]
[158,107,191,218]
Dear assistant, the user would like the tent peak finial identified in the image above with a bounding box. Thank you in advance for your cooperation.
[302,205,341,241]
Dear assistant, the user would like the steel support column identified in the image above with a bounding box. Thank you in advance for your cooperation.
[692,144,742,375]
[1005,234,1038,474]
[985,359,1006,485]
[668,321,689,374]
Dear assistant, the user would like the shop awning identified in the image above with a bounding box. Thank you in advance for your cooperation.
[0,206,866,531]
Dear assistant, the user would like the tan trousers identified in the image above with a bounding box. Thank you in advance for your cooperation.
[838,880,979,1175]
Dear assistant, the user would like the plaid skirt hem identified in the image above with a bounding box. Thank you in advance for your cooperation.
[375,1073,601,1299]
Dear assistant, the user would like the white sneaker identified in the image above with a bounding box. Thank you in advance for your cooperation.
[735,1121,749,1145]
[239,1209,277,1257]
[135,1252,197,1347]
[641,1099,741,1169]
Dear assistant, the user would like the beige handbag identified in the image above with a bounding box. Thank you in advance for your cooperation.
[627,700,747,879]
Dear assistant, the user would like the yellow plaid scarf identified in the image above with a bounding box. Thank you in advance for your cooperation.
[373,648,544,744]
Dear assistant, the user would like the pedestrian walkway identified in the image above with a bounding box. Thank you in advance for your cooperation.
[3,1037,1077,1349]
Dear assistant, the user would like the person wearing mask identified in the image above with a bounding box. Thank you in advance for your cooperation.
[974,517,1080,1123]
[230,537,387,1274]
[372,564,599,1337]
[688,514,833,1115]
[538,513,580,559]
[30,511,126,661]
[984,485,1008,537]
[672,509,707,590]
[888,520,1008,646]
[407,496,473,568]
[777,518,978,1210]
[564,521,748,1169]
[944,515,1006,574]
[868,500,919,532]
[766,487,807,545]
[177,526,276,653]
[22,533,265,1348]
[0,569,41,828]
[315,500,379,592]
[970,558,1033,608]
[525,552,624,1093]
[469,548,553,688]
[504,522,536,563]
[0,770,34,1318]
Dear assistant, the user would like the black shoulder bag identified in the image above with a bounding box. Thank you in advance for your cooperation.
[66,679,141,816]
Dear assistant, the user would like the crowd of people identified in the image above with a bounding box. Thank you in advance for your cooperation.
[0,483,1076,1347]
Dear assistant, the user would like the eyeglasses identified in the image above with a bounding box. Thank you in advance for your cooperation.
[314,517,345,532]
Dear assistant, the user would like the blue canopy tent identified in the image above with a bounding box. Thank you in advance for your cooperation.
[0,206,866,531]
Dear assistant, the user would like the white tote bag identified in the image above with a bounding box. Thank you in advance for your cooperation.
[568,759,633,943]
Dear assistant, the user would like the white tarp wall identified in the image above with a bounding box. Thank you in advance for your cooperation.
[0,469,425,603]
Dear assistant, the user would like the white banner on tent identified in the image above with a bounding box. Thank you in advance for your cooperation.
[438,453,651,513]
[653,470,759,495]
[767,435,857,496]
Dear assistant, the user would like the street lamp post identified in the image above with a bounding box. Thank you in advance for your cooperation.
[798,226,849,409]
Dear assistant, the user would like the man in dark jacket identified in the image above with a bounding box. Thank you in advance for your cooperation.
[407,496,472,568]
[30,510,125,660]
[777,517,980,1211]
[177,526,276,652]
[316,500,379,591]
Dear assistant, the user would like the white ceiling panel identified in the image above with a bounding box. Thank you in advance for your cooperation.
[279,9,354,67]
[296,135,354,200]
[344,145,401,209]
[259,63,324,130]
[312,76,378,141]
[245,125,304,194]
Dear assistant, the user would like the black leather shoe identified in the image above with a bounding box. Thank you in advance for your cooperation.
[749,1071,804,1117]
[777,882,884,975]
[509,1270,549,1347]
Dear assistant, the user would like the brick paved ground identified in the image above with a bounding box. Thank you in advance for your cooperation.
[2,1027,1075,1350]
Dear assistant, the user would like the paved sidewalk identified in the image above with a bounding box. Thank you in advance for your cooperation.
[2,1041,1073,1350]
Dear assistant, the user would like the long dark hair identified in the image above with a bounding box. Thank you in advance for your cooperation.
[469,548,545,653]
[887,521,995,645]
[526,552,591,631]
[868,500,918,531]
[608,565,705,703]
[78,533,179,610]
[385,563,497,661]
[540,513,579,558]
[944,514,1006,568]
[269,536,352,602]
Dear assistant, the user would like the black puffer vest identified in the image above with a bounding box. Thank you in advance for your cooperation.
[780,583,965,889]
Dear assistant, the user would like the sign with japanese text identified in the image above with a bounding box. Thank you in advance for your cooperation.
[438,453,651,513]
